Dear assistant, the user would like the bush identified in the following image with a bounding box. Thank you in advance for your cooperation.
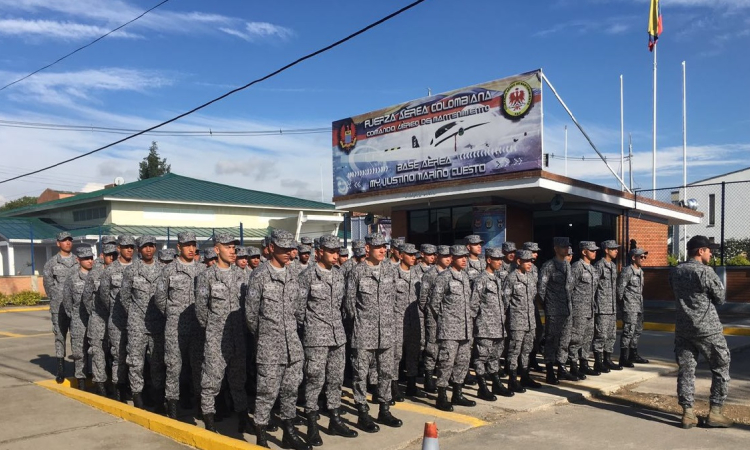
[724,238,750,260]
[667,254,679,266]
[0,291,43,307]
[727,255,750,266]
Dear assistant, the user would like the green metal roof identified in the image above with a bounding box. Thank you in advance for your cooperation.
[0,173,335,217]
[0,218,65,240]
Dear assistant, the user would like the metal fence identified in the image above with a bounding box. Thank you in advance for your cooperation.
[634,180,750,264]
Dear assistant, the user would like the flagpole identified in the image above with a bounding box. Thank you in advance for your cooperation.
[564,125,568,177]
[682,60,687,260]
[620,74,625,191]
[652,44,657,199]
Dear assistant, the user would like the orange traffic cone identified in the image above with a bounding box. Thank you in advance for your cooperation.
[422,422,439,450]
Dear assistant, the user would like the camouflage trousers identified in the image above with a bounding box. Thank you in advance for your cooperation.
[127,331,166,394]
[403,303,424,377]
[593,314,617,353]
[676,333,731,408]
[568,314,595,361]
[436,339,471,388]
[50,308,70,359]
[393,324,404,382]
[255,360,303,425]
[544,314,572,365]
[164,312,204,401]
[200,328,247,415]
[70,313,89,379]
[508,328,535,371]
[352,347,394,405]
[472,338,501,376]
[88,336,109,383]
[424,312,438,372]
[304,345,345,413]
[108,326,128,385]
[620,312,643,349]
[531,306,544,353]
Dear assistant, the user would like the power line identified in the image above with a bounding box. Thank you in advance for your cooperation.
[0,0,427,185]
[0,0,171,92]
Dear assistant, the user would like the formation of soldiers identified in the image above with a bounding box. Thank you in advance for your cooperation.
[45,228,670,449]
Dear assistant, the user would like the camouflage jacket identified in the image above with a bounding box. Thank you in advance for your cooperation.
[538,258,572,316]
[594,258,618,315]
[298,264,346,347]
[62,268,89,319]
[155,259,201,318]
[98,259,133,330]
[669,260,725,337]
[121,260,164,333]
[470,270,506,338]
[505,269,537,332]
[345,261,397,350]
[570,260,597,319]
[43,253,78,310]
[430,267,475,340]
[617,265,644,314]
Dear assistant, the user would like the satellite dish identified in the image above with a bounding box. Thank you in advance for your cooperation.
[364,213,375,225]
[550,194,564,212]
[114,177,125,186]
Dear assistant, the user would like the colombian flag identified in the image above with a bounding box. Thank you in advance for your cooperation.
[648,0,663,52]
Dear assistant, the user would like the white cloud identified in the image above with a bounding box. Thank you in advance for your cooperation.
[0,18,140,40]
[220,22,294,42]
[533,16,636,37]
[81,182,105,192]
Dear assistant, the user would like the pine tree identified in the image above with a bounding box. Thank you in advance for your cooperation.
[138,141,171,180]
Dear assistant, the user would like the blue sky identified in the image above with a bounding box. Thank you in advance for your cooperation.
[1,0,749,205]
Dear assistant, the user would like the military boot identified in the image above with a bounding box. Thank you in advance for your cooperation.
[604,352,622,371]
[405,377,426,398]
[254,423,269,448]
[435,387,453,411]
[528,352,544,372]
[580,358,600,376]
[392,380,405,402]
[557,363,577,381]
[376,403,403,428]
[94,382,107,397]
[76,378,86,390]
[55,358,65,384]
[238,410,252,434]
[463,372,477,386]
[707,404,733,428]
[328,408,357,438]
[569,360,586,380]
[490,372,514,397]
[167,400,179,419]
[520,368,542,389]
[631,347,649,364]
[423,370,437,393]
[282,419,311,450]
[451,383,476,407]
[545,363,559,385]
[508,370,526,393]
[356,404,379,433]
[132,392,145,409]
[203,413,217,432]
[153,390,167,415]
[594,352,609,374]
[476,376,496,401]
[681,407,698,429]
[619,348,634,368]
[305,411,323,447]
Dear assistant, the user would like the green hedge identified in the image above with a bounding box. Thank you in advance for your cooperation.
[0,291,43,307]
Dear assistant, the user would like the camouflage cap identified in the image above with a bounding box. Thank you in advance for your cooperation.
[158,249,173,260]
[522,242,541,252]
[465,234,484,245]
[420,244,437,255]
[365,233,387,246]
[100,235,117,245]
[213,233,239,246]
[516,249,535,260]
[235,246,249,257]
[351,239,366,249]
[553,237,571,248]
[297,244,313,254]
[400,243,418,255]
[339,248,350,257]
[204,247,218,259]
[579,241,600,251]
[601,240,620,249]
[502,242,517,253]
[136,235,156,248]
[247,246,261,257]
[75,246,94,258]
[118,235,135,247]
[178,231,197,244]
[391,236,405,249]
[299,236,313,245]
[485,247,503,259]
[567,246,574,256]
[270,229,295,249]
[450,245,469,257]
[437,245,451,256]
[353,247,366,257]
[102,243,118,255]
[313,237,320,249]
[319,235,341,251]
[415,251,422,259]
[57,231,73,241]
[629,247,648,257]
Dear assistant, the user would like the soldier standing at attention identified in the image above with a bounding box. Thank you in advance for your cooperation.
[669,236,732,429]
[155,232,203,419]
[501,242,516,273]
[43,231,79,383]
[617,247,649,367]
[431,245,477,411]
[246,246,261,271]
[505,249,542,393]
[203,248,218,268]
[419,245,451,393]
[83,243,118,397]
[293,244,312,276]
[299,235,358,445]
[568,241,600,380]
[235,246,251,277]
[393,243,423,400]
[158,249,175,266]
[338,248,349,266]
[538,237,577,385]
[245,230,309,449]
[464,235,485,281]
[99,235,135,402]
[521,242,545,372]
[593,240,622,373]
[414,244,436,277]
[389,237,404,267]
[62,246,95,390]
[122,235,166,411]
[470,247,513,400]
[345,233,403,433]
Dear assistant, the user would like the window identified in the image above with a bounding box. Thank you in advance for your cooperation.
[708,194,716,226]
[73,206,107,222]
[407,205,476,246]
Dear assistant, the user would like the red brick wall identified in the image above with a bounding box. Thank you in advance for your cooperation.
[627,217,668,266]
[643,267,749,303]
[506,205,533,244]
[0,276,46,296]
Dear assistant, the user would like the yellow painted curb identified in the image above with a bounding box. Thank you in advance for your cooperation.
[0,332,52,339]
[0,306,49,314]
[36,379,266,450]
[392,401,488,428]
[722,327,750,337]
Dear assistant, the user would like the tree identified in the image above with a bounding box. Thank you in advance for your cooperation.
[138,141,171,180]
[0,196,38,212]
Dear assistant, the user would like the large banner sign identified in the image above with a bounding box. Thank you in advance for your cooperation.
[332,70,542,198]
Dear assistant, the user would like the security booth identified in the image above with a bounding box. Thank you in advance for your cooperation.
[331,70,701,264]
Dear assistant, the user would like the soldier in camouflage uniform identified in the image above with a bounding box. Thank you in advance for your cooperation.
[345,233,403,433]
[402,243,435,394]
[414,244,436,277]
[340,240,365,385]
[98,235,136,401]
[195,233,249,434]
[419,245,451,393]
[84,243,118,396]
[501,242,516,273]
[392,243,424,401]
[291,244,312,277]
[234,246,251,278]
[299,235,358,445]
[203,247,218,268]
[538,237,577,385]
[470,247,513,400]
[593,240,622,373]
[617,247,649,367]
[95,235,118,268]
[464,235,485,281]
[245,230,309,449]
[154,232,204,419]
[521,242,545,372]
[430,245,477,411]
[505,249,542,393]
[338,248,349,266]
[568,241,600,380]
[389,237,404,267]
[122,235,166,411]
[43,231,79,383]
[158,248,176,266]
[63,246,95,390]
[669,235,732,429]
